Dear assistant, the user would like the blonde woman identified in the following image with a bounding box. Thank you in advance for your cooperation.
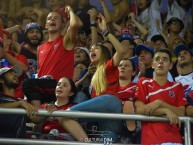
[59,13,126,143]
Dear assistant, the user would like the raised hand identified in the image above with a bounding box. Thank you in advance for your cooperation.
[65,5,73,16]
[128,12,136,21]
[97,13,107,32]
[87,8,98,22]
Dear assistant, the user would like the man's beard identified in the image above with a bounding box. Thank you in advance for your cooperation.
[179,61,191,68]
[4,77,19,89]
[25,37,42,48]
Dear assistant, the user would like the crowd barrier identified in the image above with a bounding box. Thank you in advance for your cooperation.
[0,108,192,145]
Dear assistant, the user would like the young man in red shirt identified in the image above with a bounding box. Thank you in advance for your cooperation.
[135,49,188,144]
[22,6,81,109]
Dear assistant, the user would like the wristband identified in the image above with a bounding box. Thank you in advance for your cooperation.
[90,21,97,27]
[102,28,110,37]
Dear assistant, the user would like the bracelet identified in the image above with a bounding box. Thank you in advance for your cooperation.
[102,28,110,37]
[90,21,97,27]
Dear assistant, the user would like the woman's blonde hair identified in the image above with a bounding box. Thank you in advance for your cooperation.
[90,43,111,95]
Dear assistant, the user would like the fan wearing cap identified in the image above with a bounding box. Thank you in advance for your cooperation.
[0,27,28,99]
[118,33,137,59]
[174,44,193,106]
[0,65,38,138]
[135,44,174,82]
[20,22,43,78]
[135,44,154,78]
[73,47,90,84]
[166,17,184,51]
[151,34,168,51]
[74,47,90,66]
[174,44,193,142]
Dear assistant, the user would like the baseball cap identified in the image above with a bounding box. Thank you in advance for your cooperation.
[118,33,134,42]
[118,27,134,42]
[174,44,193,56]
[24,22,43,43]
[0,65,22,77]
[24,22,42,34]
[135,45,154,56]
[167,17,184,30]
[151,35,166,43]
[75,47,90,56]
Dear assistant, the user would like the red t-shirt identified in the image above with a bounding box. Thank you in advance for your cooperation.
[91,59,119,98]
[38,36,74,80]
[117,82,136,102]
[41,102,74,134]
[135,77,188,144]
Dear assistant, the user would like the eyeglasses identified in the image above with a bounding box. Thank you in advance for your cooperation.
[171,21,181,25]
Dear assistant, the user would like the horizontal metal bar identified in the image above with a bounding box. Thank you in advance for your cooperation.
[0,108,193,145]
[0,138,115,145]
[0,108,192,122]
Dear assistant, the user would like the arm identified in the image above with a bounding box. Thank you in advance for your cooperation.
[97,13,125,67]
[100,0,115,36]
[75,65,96,87]
[32,8,48,27]
[129,12,148,40]
[111,0,130,24]
[0,100,38,117]
[4,52,28,73]
[5,25,21,34]
[100,0,112,24]
[155,19,168,44]
[144,99,185,116]
[1,42,28,72]
[134,99,146,114]
[63,6,80,50]
[30,104,57,124]
[112,23,121,34]
[135,99,182,126]
[160,101,185,116]
[88,8,99,44]
[186,105,193,117]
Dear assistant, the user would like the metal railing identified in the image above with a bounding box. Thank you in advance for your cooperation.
[0,108,192,145]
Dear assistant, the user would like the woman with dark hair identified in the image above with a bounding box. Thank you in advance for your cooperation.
[30,76,77,139]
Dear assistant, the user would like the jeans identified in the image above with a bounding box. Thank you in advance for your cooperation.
[72,92,89,104]
[70,94,125,143]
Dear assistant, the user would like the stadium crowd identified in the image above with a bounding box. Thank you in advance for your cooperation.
[0,0,193,144]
